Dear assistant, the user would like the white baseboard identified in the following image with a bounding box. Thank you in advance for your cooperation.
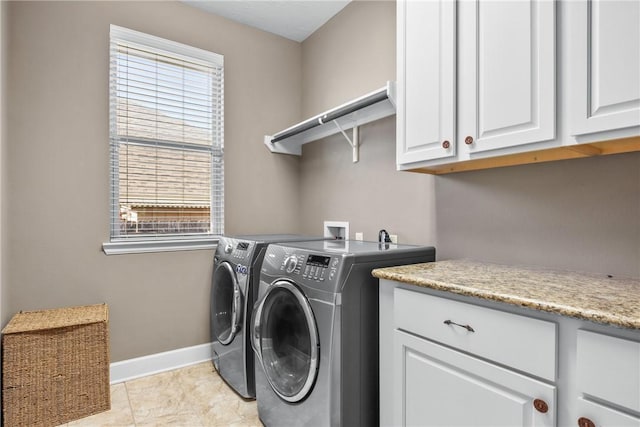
[110,342,213,384]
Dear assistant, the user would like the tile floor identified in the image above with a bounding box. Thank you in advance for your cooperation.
[60,362,262,426]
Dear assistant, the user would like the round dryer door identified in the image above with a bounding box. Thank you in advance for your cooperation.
[211,261,242,345]
[252,280,319,403]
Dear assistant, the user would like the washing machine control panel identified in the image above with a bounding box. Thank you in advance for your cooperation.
[303,254,339,282]
[278,251,341,284]
[228,240,253,260]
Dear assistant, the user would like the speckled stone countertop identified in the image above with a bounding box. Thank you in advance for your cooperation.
[372,260,640,329]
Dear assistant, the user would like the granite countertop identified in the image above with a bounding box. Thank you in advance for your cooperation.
[372,260,640,329]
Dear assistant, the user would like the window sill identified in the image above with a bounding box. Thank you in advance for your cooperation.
[102,237,219,255]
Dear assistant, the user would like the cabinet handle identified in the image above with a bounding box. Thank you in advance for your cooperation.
[443,319,475,332]
[578,417,595,427]
[465,136,474,145]
[533,399,549,413]
[442,140,451,149]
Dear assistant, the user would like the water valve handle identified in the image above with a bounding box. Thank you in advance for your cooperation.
[378,229,392,243]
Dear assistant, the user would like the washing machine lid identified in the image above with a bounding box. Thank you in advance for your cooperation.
[252,280,319,403]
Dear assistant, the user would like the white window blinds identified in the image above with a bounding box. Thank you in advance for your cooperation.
[109,25,224,242]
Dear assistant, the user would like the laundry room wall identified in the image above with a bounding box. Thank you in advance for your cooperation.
[299,0,639,279]
[3,1,302,361]
[0,0,7,327]
[298,0,436,246]
[435,153,640,278]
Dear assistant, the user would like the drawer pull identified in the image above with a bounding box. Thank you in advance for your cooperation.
[578,417,595,427]
[533,399,548,413]
[443,319,475,332]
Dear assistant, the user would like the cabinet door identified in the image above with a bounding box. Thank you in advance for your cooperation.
[458,0,556,153]
[576,398,640,427]
[577,329,640,413]
[396,0,456,165]
[394,330,556,427]
[570,0,640,135]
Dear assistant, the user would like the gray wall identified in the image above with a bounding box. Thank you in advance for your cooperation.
[299,1,436,245]
[436,153,640,278]
[4,1,302,361]
[299,0,640,278]
[1,0,7,329]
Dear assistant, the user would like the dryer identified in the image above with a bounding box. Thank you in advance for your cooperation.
[251,240,436,426]
[211,234,327,399]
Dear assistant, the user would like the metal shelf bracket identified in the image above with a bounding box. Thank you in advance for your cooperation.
[332,120,359,163]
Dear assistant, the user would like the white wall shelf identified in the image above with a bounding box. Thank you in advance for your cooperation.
[264,81,396,162]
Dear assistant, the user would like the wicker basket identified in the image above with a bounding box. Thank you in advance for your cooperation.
[2,304,110,427]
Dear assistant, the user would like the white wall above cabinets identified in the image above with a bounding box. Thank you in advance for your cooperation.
[397,0,640,175]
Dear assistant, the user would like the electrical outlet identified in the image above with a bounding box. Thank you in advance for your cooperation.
[355,232,364,241]
[390,234,398,243]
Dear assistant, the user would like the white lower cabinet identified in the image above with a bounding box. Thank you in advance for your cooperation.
[575,330,640,427]
[396,330,556,427]
[576,398,640,427]
[380,280,640,427]
[392,287,556,427]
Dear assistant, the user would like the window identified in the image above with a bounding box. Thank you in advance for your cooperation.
[104,26,223,254]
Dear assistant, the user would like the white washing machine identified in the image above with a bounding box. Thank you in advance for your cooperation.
[210,234,328,399]
[252,240,436,425]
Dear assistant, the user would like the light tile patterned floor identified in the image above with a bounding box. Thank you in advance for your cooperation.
[60,362,262,426]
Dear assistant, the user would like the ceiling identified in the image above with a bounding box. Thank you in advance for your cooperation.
[181,0,351,42]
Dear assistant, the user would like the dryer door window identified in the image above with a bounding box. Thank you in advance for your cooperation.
[211,261,242,345]
[253,280,319,403]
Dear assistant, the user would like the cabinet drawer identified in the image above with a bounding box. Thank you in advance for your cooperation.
[577,329,640,412]
[577,397,640,427]
[394,287,557,381]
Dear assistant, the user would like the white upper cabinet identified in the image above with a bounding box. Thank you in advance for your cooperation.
[397,0,640,174]
[569,0,640,135]
[396,0,456,164]
[397,0,556,169]
[458,0,556,153]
